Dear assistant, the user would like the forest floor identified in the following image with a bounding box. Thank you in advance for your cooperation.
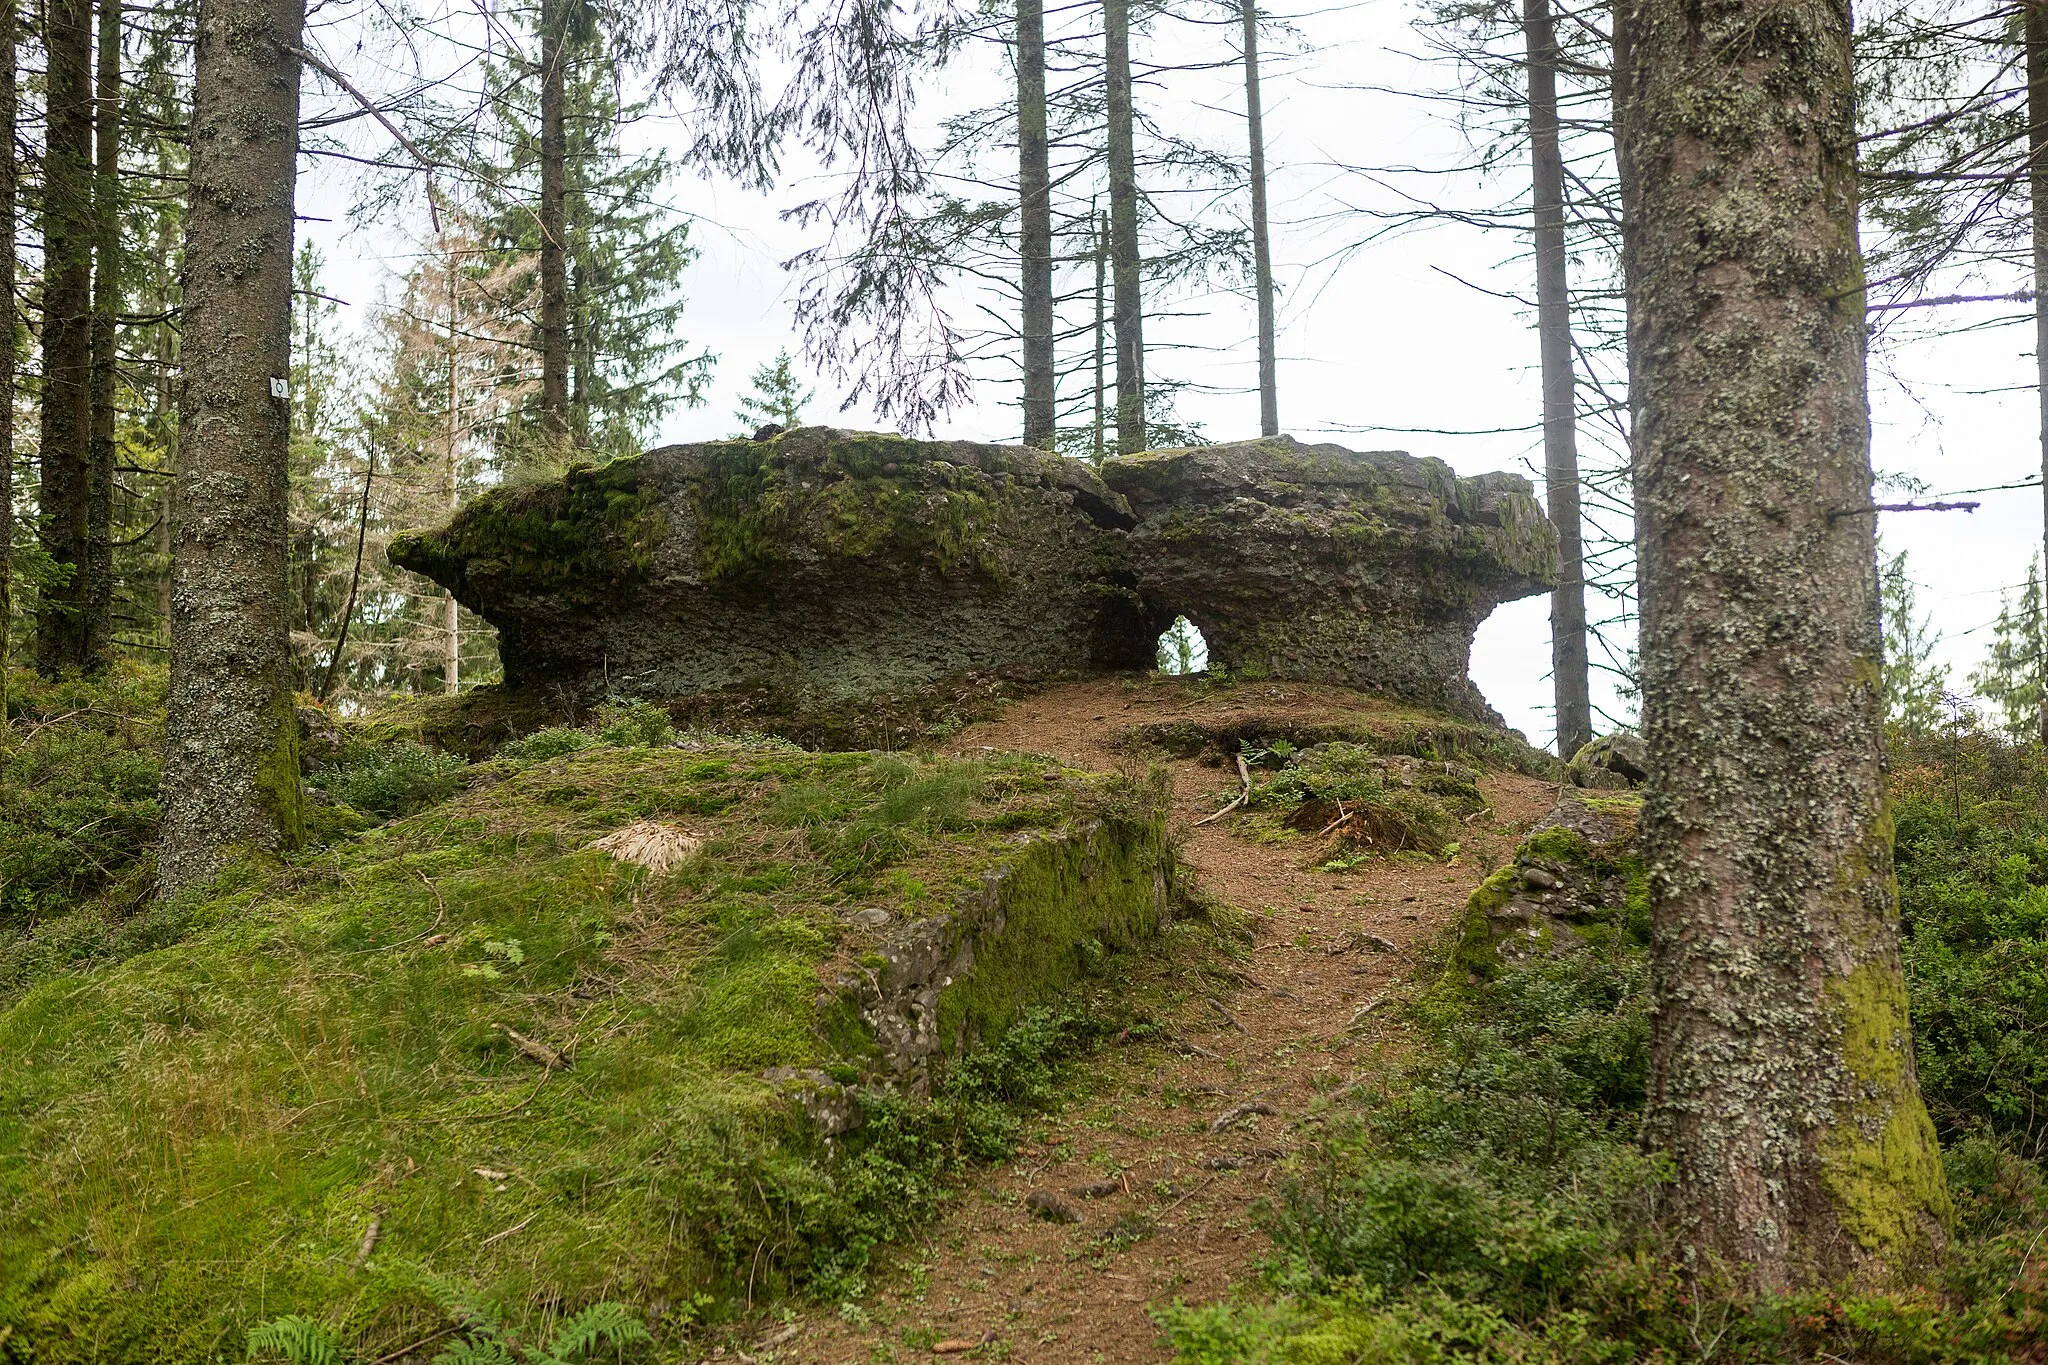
[771,679,1560,1365]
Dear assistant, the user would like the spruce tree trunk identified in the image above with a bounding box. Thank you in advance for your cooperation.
[2027,1,2048,751]
[1094,205,1107,463]
[1241,0,1276,437]
[1525,0,1589,759]
[1620,0,1948,1285]
[1103,0,1144,456]
[1017,0,1055,449]
[0,0,14,710]
[537,0,570,453]
[37,0,94,674]
[158,0,307,898]
[85,0,122,668]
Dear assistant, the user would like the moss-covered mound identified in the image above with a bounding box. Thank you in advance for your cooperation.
[1243,742,1487,859]
[388,428,1162,702]
[0,737,1175,1360]
[1114,678,1556,778]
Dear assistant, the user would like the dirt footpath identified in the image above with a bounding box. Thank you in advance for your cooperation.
[776,681,1557,1365]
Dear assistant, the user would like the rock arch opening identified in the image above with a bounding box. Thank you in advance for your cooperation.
[1156,616,1209,675]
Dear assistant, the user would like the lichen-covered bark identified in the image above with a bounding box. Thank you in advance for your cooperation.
[85,0,123,668]
[158,0,307,897]
[1621,0,1946,1285]
[1103,0,1145,456]
[36,0,94,674]
[1017,0,1055,449]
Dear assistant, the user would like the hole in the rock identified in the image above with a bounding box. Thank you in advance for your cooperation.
[1156,616,1209,675]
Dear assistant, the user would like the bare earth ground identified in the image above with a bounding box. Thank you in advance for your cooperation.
[760,680,1559,1365]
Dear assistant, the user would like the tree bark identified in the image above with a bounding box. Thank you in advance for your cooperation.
[537,0,570,454]
[1620,0,1948,1286]
[158,0,307,897]
[1017,0,1055,449]
[0,0,14,711]
[1094,204,1107,463]
[1241,0,1276,437]
[1103,0,1144,456]
[2028,0,2048,750]
[85,0,122,669]
[37,0,94,674]
[1525,0,1589,759]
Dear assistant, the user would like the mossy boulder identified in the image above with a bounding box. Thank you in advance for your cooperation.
[388,428,1162,702]
[1451,791,1645,979]
[1567,731,1647,789]
[1100,437,1557,722]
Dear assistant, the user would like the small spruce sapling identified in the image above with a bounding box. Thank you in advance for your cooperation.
[734,348,815,436]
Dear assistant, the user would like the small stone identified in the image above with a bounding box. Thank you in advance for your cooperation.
[1520,865,1561,889]
[1070,1180,1120,1199]
[1025,1190,1082,1223]
[846,907,893,930]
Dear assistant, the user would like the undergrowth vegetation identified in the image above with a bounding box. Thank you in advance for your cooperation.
[1161,723,2048,1364]
[0,695,1186,1362]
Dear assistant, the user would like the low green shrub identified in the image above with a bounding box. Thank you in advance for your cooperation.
[310,740,470,821]
[0,663,164,914]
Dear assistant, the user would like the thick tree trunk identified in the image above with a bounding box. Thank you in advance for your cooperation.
[1525,0,1589,759]
[158,0,307,897]
[2027,2,2048,750]
[1018,0,1055,449]
[0,0,14,709]
[537,0,570,453]
[1241,0,1276,437]
[37,0,94,674]
[1103,0,1144,456]
[1620,0,1947,1285]
[85,0,122,668]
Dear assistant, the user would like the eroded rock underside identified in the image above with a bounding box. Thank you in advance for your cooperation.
[1100,437,1558,723]
[390,428,1162,698]
[391,429,1556,721]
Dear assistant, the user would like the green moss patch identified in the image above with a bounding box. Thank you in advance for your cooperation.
[0,740,1173,1360]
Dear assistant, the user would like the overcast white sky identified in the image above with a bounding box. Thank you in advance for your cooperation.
[295,0,2037,751]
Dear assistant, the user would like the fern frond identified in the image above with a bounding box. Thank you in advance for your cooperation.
[430,1334,518,1365]
[538,1303,653,1363]
[245,1315,347,1365]
[402,1265,505,1334]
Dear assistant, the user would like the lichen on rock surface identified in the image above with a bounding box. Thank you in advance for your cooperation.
[1099,436,1557,722]
[389,427,1162,700]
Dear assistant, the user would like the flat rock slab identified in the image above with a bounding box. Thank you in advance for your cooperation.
[390,428,1161,699]
[1101,437,1557,722]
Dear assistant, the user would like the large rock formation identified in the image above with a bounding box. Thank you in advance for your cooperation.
[388,428,1160,698]
[390,428,1555,721]
[1100,437,1556,721]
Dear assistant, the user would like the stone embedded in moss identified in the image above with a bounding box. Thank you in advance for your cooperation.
[1100,437,1557,723]
[388,427,1163,701]
[1450,791,1645,978]
[1567,732,1647,789]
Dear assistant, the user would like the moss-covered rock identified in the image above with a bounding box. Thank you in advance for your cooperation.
[1450,791,1646,979]
[388,428,1162,702]
[1567,731,1647,788]
[1100,437,1557,722]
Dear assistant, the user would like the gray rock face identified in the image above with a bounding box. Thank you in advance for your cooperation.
[388,427,1160,699]
[1101,437,1557,722]
[390,428,1556,720]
